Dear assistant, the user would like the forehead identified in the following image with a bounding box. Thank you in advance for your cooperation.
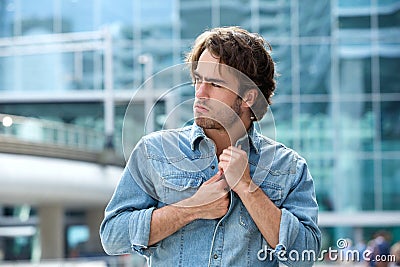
[195,50,239,90]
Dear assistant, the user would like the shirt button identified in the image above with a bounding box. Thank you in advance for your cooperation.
[213,254,218,259]
[211,165,215,169]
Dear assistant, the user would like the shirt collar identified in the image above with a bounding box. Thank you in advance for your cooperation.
[189,122,207,150]
[189,122,260,154]
[239,123,261,154]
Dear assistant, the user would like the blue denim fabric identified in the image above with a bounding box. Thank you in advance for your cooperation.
[100,123,321,267]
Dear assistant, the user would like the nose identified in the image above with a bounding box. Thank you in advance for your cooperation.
[195,82,209,98]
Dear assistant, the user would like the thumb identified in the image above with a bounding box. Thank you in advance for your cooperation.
[203,170,223,185]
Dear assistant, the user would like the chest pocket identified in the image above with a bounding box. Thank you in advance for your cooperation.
[148,149,213,205]
[160,172,203,205]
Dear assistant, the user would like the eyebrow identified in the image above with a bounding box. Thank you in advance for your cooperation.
[193,70,229,86]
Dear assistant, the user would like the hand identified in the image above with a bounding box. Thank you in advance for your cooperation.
[218,145,252,192]
[177,171,230,220]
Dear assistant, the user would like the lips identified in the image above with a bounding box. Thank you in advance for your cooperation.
[194,103,209,113]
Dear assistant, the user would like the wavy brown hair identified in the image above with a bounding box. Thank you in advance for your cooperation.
[186,26,276,121]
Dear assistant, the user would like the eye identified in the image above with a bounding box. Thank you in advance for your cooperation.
[211,82,222,88]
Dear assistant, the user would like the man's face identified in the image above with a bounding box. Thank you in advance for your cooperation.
[193,50,242,130]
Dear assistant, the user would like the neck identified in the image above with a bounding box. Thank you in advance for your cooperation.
[204,118,252,157]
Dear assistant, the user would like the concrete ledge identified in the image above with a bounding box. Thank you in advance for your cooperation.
[0,153,123,207]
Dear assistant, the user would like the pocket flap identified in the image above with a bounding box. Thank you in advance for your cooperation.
[161,173,202,191]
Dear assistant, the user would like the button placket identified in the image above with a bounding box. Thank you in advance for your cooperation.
[208,215,227,266]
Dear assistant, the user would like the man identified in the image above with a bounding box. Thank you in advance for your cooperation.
[100,26,321,266]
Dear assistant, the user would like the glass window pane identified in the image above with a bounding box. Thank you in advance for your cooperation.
[382,159,400,210]
[113,42,135,90]
[115,102,129,156]
[360,160,375,210]
[380,56,400,94]
[20,0,54,18]
[338,0,370,8]
[272,44,292,95]
[82,51,103,90]
[300,45,331,94]
[378,0,400,6]
[66,225,89,257]
[378,7,400,28]
[339,101,374,151]
[0,56,12,91]
[122,101,145,157]
[140,0,173,40]
[299,0,331,37]
[61,0,95,32]
[0,0,15,37]
[259,0,291,37]
[381,102,400,151]
[100,0,133,26]
[135,42,174,89]
[180,0,212,39]
[338,15,371,29]
[0,50,104,92]
[334,155,373,211]
[299,102,333,153]
[339,57,372,94]
[220,1,250,28]
[312,157,334,211]
[268,103,293,148]
[20,0,55,34]
[2,53,74,92]
[154,100,166,131]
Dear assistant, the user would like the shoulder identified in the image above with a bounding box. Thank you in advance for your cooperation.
[139,126,193,158]
[255,133,306,176]
[141,126,192,144]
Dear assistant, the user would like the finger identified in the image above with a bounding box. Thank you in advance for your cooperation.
[224,146,247,159]
[219,153,232,162]
[203,172,222,185]
[229,145,245,154]
[220,150,235,161]
[222,146,242,156]
[216,176,228,187]
[203,170,223,185]
[215,178,230,193]
[220,151,240,162]
[218,162,228,172]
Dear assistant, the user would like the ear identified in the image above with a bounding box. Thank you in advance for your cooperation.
[241,89,258,108]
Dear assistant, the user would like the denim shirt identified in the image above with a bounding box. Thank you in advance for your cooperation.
[100,123,321,267]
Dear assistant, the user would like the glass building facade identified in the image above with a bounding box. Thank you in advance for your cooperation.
[0,0,399,262]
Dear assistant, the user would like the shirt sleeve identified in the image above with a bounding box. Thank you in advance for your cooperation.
[274,156,322,266]
[99,138,159,257]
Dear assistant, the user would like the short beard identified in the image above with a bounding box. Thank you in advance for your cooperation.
[195,97,242,130]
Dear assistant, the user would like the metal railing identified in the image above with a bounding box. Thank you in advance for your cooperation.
[0,113,104,152]
[0,113,129,166]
